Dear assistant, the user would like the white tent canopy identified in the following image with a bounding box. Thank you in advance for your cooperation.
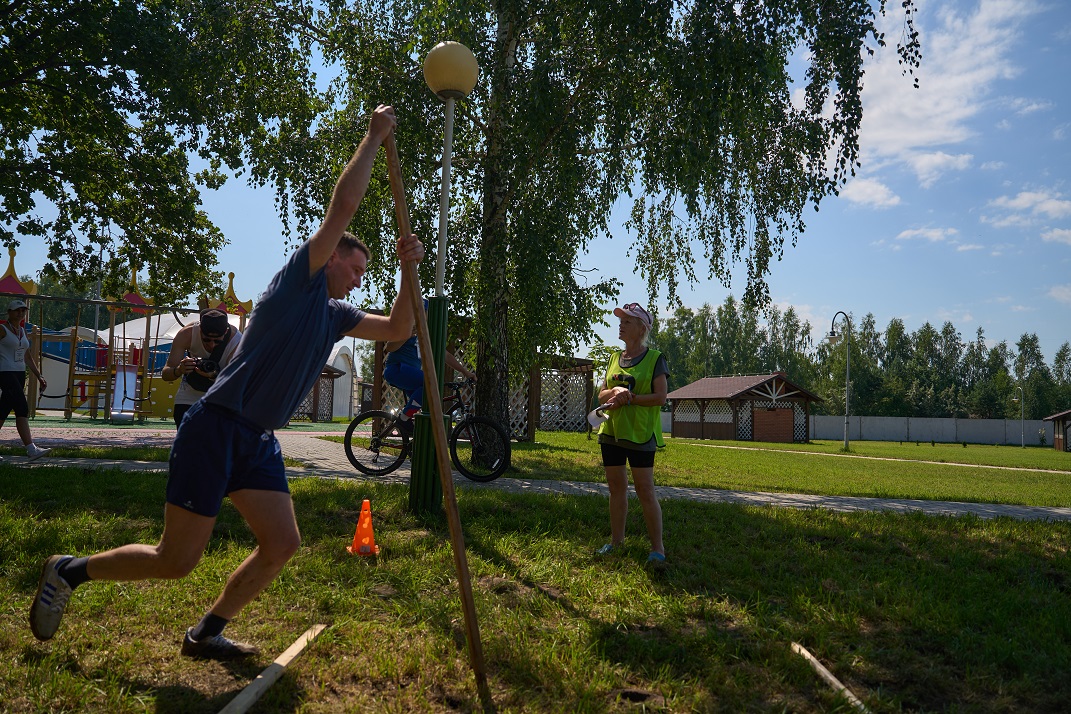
[109,311,244,347]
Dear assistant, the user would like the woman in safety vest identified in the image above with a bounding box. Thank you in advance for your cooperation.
[595,302,669,562]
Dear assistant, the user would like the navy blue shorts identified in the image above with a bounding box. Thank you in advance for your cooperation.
[601,442,656,469]
[384,361,424,412]
[166,400,288,517]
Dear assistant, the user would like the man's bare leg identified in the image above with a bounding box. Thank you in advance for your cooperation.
[204,489,301,620]
[87,504,217,581]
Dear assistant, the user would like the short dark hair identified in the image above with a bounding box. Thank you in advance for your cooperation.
[339,232,370,260]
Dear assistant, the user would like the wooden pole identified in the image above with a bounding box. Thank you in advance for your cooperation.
[102,310,116,420]
[65,304,81,418]
[791,642,869,713]
[217,625,326,714]
[383,132,494,713]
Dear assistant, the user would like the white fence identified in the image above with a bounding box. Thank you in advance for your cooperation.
[810,415,1053,446]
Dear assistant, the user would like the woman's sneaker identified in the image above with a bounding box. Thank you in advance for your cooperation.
[29,555,74,641]
[26,444,51,461]
[181,628,260,660]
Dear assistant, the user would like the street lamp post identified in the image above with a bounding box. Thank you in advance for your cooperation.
[1013,385,1024,448]
[826,311,851,451]
[409,42,479,514]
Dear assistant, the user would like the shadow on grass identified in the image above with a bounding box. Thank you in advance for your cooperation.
[6,467,1071,712]
[449,488,1071,712]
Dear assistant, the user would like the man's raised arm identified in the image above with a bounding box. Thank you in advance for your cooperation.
[307,104,397,276]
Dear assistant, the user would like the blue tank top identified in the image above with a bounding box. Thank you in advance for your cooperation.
[205,241,364,429]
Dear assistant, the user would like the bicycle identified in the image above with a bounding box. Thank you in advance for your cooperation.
[343,380,511,482]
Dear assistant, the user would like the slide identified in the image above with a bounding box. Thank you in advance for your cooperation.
[111,364,139,422]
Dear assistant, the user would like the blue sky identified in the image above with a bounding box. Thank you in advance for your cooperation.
[589,0,1070,362]
[11,0,1070,363]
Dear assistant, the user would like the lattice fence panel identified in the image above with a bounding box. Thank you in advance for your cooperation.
[737,402,753,440]
[378,381,406,414]
[703,401,733,423]
[793,402,808,442]
[293,375,336,422]
[675,400,700,423]
[539,369,588,432]
[507,380,528,439]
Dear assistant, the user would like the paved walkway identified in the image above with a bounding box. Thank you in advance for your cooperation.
[17,425,1071,523]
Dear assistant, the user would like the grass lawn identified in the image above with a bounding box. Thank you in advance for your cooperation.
[321,432,1071,507]
[3,465,1071,712]
[0,445,307,468]
[0,444,174,461]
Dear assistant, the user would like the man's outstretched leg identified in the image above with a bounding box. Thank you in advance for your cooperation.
[30,503,216,641]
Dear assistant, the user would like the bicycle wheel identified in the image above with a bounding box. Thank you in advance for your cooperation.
[344,410,410,476]
[450,416,510,482]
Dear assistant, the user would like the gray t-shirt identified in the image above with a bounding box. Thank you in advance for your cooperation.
[205,241,364,429]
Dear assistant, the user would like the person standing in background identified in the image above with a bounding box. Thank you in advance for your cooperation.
[0,299,51,461]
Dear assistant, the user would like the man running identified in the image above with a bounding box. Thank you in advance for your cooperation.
[30,104,423,659]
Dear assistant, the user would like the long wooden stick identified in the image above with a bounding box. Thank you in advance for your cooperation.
[218,624,327,714]
[383,132,494,713]
[791,642,870,713]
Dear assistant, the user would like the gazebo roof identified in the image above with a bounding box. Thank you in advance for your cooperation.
[667,373,822,403]
[1043,408,1071,422]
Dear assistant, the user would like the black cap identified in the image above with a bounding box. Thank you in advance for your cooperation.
[199,309,229,337]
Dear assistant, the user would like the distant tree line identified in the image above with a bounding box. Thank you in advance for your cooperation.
[607,296,1071,421]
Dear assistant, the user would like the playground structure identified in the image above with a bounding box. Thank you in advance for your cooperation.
[2,247,258,423]
[4,247,591,430]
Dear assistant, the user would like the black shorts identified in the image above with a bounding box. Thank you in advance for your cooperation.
[173,402,193,425]
[601,442,655,469]
[166,400,288,517]
[0,371,28,420]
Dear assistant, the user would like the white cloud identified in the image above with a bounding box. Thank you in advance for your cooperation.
[1005,97,1053,115]
[981,212,1031,228]
[1049,285,1071,304]
[1055,123,1070,140]
[896,227,959,242]
[908,152,973,188]
[990,190,1071,219]
[984,189,1071,229]
[859,0,1043,185]
[840,177,901,207]
[936,308,975,324]
[1043,228,1071,245]
[956,243,984,251]
[980,161,1005,170]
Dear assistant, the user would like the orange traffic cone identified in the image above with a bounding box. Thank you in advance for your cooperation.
[347,499,380,556]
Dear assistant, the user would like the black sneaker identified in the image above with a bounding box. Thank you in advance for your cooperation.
[181,628,259,660]
[397,418,414,438]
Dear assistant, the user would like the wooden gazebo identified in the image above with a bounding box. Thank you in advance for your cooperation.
[1043,408,1071,452]
[667,373,822,443]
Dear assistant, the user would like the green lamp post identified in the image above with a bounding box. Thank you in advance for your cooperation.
[409,41,479,514]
